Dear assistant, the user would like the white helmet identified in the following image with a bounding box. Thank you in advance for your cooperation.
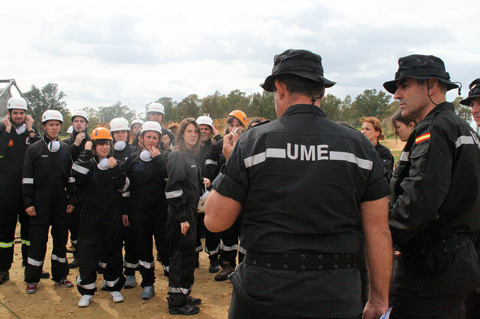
[7,97,28,111]
[140,121,162,134]
[147,103,165,115]
[130,119,144,127]
[196,116,213,127]
[42,110,64,123]
[71,110,89,122]
[110,118,130,132]
[67,126,73,134]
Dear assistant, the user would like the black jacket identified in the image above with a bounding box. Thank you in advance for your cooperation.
[64,131,91,162]
[374,141,394,181]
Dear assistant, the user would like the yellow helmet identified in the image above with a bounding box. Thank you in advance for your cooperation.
[91,127,112,140]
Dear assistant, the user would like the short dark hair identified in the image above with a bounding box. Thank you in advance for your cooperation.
[273,73,325,100]
[92,139,113,157]
[175,118,200,156]
[416,78,448,93]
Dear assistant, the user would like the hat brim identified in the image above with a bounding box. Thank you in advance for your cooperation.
[260,71,336,92]
[383,76,459,95]
[460,94,480,106]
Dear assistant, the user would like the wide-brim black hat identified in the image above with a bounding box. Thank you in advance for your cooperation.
[383,54,459,94]
[261,49,336,92]
[460,78,480,106]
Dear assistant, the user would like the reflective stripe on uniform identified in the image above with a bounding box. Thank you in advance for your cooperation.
[77,276,97,290]
[329,151,373,170]
[165,189,183,199]
[72,163,90,175]
[163,265,170,272]
[244,148,285,168]
[21,239,30,246]
[139,260,154,269]
[222,244,238,252]
[104,277,120,287]
[99,262,107,268]
[238,245,246,254]
[122,191,130,198]
[22,178,34,184]
[205,243,221,255]
[68,177,75,183]
[121,177,130,192]
[125,261,139,269]
[196,245,203,253]
[0,241,14,248]
[205,159,218,166]
[169,286,192,295]
[399,151,409,162]
[28,257,43,267]
[51,254,67,263]
[455,135,478,148]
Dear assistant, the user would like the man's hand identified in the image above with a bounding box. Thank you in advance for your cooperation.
[74,132,86,146]
[122,214,130,227]
[26,206,36,216]
[222,133,240,161]
[84,141,92,151]
[25,115,34,131]
[66,205,75,213]
[161,135,170,151]
[3,114,12,133]
[180,221,190,235]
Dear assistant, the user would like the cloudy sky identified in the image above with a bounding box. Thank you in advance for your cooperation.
[1,0,479,114]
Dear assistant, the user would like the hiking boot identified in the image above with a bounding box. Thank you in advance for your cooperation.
[55,279,74,288]
[110,291,124,303]
[214,263,234,281]
[124,275,136,289]
[0,271,9,284]
[40,270,50,279]
[209,256,220,273]
[141,286,155,300]
[78,295,93,308]
[68,259,79,269]
[186,295,202,306]
[26,283,38,294]
[169,304,200,315]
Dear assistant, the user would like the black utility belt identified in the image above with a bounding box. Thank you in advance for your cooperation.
[244,251,356,271]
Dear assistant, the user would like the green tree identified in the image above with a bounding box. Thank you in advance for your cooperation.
[23,83,69,134]
[97,102,135,123]
[350,89,392,122]
[452,96,472,122]
[176,94,201,121]
[201,91,228,119]
[250,91,275,120]
[321,94,343,121]
[225,90,250,115]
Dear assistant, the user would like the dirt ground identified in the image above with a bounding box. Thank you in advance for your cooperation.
[0,227,232,319]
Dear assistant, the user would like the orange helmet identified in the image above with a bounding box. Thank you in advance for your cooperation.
[228,110,247,127]
[91,127,112,140]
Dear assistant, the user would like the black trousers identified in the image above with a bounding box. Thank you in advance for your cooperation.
[195,212,221,257]
[219,217,243,267]
[25,189,69,283]
[0,187,29,271]
[131,204,169,287]
[122,223,138,276]
[167,207,196,308]
[77,208,125,295]
[390,291,469,319]
[66,204,81,251]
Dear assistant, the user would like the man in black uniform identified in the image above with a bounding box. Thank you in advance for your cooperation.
[23,110,76,294]
[63,110,90,269]
[205,49,392,319]
[384,55,480,318]
[0,97,42,284]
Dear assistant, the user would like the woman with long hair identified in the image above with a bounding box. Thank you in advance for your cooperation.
[165,118,209,315]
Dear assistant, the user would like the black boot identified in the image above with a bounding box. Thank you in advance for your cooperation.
[209,254,219,273]
[69,251,79,269]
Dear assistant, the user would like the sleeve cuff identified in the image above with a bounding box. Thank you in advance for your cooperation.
[212,172,247,204]
[362,176,390,202]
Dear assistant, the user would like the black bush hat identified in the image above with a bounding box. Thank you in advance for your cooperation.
[383,54,459,94]
[260,49,336,92]
[460,78,480,106]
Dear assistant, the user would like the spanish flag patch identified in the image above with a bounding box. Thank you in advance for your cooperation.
[415,133,431,144]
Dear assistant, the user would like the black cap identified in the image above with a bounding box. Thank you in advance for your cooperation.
[260,49,336,92]
[383,54,459,94]
[460,78,480,106]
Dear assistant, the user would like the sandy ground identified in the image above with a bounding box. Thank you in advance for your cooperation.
[0,227,232,319]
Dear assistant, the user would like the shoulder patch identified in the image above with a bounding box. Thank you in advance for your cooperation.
[415,133,430,144]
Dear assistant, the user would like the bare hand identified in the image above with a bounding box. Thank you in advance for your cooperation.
[66,205,75,213]
[84,141,92,151]
[180,221,190,235]
[3,115,12,133]
[26,206,36,216]
[150,146,161,158]
[25,115,34,131]
[222,133,240,161]
[362,300,389,319]
[161,135,170,151]
[203,178,211,188]
[108,157,117,168]
[122,214,130,227]
[74,132,86,146]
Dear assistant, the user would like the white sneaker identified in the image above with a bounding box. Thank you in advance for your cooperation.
[78,295,93,308]
[110,291,124,303]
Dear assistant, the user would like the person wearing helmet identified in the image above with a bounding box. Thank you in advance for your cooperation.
[131,103,174,151]
[109,118,139,289]
[23,110,76,294]
[63,110,91,269]
[66,125,73,137]
[72,127,129,307]
[206,110,247,282]
[165,118,208,315]
[123,121,170,300]
[194,116,222,273]
[205,49,392,319]
[0,97,44,285]
[130,119,144,141]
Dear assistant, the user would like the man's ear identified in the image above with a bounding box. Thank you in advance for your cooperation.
[274,79,287,99]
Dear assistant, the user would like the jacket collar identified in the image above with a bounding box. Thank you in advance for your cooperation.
[281,104,327,118]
